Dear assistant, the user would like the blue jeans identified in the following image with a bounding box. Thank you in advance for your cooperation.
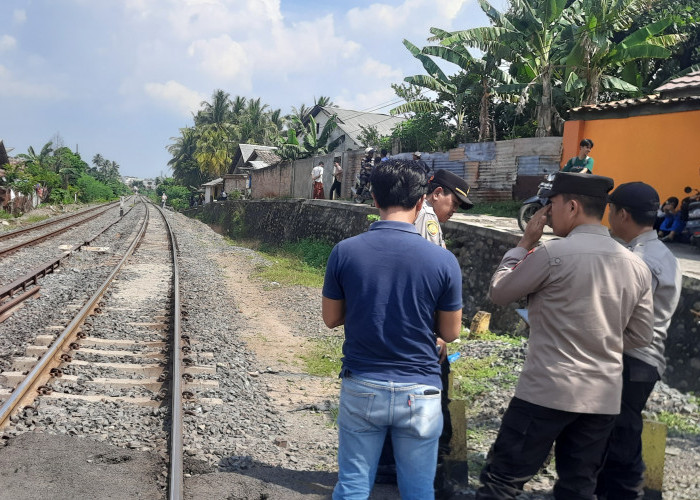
[332,374,442,500]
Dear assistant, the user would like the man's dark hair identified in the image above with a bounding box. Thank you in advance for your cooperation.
[611,204,657,226]
[665,196,679,209]
[562,193,606,219]
[580,138,594,148]
[370,159,427,209]
[381,149,388,156]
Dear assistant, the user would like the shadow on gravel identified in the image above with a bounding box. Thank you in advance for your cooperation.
[185,461,400,499]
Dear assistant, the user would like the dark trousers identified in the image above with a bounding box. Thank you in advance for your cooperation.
[476,397,616,500]
[330,180,342,200]
[596,355,659,500]
[375,360,452,483]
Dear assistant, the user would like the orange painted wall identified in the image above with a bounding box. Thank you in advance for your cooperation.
[562,109,700,203]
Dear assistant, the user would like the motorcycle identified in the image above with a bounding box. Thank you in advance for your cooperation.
[517,173,555,232]
[681,187,700,247]
[352,160,374,204]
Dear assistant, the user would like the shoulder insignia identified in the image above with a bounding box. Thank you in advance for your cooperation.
[426,220,439,236]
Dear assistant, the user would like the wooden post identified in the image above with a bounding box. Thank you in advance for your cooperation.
[642,419,667,499]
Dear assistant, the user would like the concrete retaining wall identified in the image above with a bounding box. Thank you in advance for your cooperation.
[187,199,700,393]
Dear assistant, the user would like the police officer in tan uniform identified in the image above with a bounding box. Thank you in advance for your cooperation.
[477,172,654,500]
[414,169,473,248]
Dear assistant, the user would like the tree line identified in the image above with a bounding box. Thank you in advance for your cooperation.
[3,137,130,207]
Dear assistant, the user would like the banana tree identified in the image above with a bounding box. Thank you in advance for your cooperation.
[563,0,683,104]
[436,0,576,137]
[391,39,475,141]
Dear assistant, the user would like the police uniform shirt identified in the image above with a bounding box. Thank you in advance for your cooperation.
[414,201,445,248]
[489,224,654,415]
[622,229,682,377]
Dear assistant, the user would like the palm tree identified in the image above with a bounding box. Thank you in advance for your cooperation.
[18,141,54,170]
[195,89,233,126]
[167,127,206,186]
[314,95,335,107]
[563,0,682,104]
[287,104,311,135]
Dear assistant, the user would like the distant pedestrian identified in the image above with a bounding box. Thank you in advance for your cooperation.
[380,149,389,162]
[330,160,343,200]
[312,161,325,199]
[161,192,167,208]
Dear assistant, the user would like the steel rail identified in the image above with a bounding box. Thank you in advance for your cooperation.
[0,201,138,304]
[0,201,150,428]
[0,201,119,242]
[0,204,118,258]
[157,204,184,500]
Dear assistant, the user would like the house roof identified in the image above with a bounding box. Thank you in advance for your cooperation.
[231,143,277,171]
[201,177,223,187]
[310,105,406,146]
[569,94,700,121]
[249,149,281,165]
[656,70,700,98]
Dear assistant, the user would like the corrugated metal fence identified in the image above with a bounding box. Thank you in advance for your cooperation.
[249,137,562,202]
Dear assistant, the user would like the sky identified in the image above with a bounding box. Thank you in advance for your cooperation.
[0,0,504,180]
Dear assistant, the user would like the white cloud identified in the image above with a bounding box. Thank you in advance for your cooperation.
[187,35,251,85]
[13,9,26,24]
[0,64,64,99]
[361,58,403,81]
[144,80,206,116]
[0,35,17,52]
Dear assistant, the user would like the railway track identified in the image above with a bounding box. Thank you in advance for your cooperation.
[0,199,138,319]
[0,200,187,499]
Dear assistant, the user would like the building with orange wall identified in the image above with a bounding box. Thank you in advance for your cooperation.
[562,71,700,204]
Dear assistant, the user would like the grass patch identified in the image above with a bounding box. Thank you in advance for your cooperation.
[240,238,333,288]
[24,214,50,224]
[450,355,503,400]
[656,411,700,436]
[466,200,521,218]
[253,254,326,288]
[467,330,524,346]
[300,335,344,377]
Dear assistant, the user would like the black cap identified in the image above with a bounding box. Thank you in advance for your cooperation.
[538,172,614,199]
[608,182,660,214]
[429,169,473,209]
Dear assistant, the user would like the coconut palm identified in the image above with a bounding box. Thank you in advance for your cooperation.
[168,127,206,186]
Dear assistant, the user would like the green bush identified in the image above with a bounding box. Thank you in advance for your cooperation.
[76,174,114,202]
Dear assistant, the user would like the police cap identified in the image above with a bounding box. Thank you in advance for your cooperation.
[538,171,614,199]
[608,182,660,215]
[429,169,473,209]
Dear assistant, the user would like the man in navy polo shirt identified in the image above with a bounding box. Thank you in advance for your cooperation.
[323,159,463,499]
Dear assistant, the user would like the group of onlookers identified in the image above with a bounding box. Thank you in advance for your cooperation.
[655,187,700,243]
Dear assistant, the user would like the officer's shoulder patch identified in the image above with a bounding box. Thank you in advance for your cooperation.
[426,220,439,236]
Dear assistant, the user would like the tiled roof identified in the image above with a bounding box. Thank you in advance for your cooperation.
[202,177,223,187]
[656,70,700,94]
[570,94,700,113]
[237,144,277,163]
[250,149,281,165]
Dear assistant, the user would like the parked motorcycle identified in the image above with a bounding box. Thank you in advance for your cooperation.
[681,187,700,247]
[517,173,555,232]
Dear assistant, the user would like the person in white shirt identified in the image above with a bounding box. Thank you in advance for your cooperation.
[312,161,325,199]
